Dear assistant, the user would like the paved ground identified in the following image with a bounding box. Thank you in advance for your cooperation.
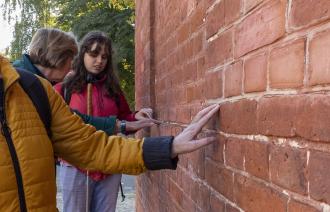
[116,175,136,212]
[56,167,135,212]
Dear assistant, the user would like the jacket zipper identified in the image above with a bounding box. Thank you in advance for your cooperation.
[0,86,27,212]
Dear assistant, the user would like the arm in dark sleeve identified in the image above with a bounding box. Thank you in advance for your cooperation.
[72,109,117,135]
[142,136,178,170]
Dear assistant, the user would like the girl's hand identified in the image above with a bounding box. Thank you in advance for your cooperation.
[171,104,220,158]
[135,108,153,120]
[116,119,162,133]
[126,119,157,132]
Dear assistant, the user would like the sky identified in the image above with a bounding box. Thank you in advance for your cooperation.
[0,1,14,53]
[0,20,13,52]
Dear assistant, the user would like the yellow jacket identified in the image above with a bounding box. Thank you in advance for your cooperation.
[0,57,176,211]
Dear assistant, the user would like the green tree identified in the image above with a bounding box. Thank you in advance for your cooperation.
[1,0,136,107]
[55,0,135,107]
[1,0,56,60]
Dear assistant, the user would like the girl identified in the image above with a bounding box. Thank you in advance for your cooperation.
[55,31,153,212]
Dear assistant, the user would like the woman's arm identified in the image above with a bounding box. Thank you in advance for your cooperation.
[44,78,219,174]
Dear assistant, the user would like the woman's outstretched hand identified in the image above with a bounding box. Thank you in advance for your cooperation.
[125,119,160,132]
[171,104,220,158]
[135,108,153,120]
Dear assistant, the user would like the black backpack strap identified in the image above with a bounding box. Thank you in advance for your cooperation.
[16,68,52,138]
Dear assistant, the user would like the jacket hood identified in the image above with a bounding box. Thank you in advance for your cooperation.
[13,54,46,79]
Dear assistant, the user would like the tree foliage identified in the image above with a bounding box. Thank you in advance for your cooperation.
[1,0,136,107]
[1,0,56,59]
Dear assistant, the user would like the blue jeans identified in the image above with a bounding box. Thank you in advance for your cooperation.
[59,165,121,212]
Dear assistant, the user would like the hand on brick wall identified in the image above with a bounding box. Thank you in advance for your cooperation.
[171,104,220,158]
[125,119,159,132]
[135,108,153,120]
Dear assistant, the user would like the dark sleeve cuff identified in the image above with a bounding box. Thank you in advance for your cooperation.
[142,136,178,170]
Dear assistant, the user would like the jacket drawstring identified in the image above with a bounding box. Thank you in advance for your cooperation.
[86,83,93,212]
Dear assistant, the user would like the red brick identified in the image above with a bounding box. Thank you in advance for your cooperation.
[168,101,176,122]
[188,149,205,179]
[194,81,206,102]
[177,87,188,105]
[136,1,330,211]
[168,13,181,34]
[168,199,184,212]
[186,0,198,17]
[296,94,330,142]
[166,35,178,56]
[226,204,240,212]
[182,42,195,63]
[136,199,144,212]
[220,99,258,134]
[193,32,204,55]
[244,0,264,13]
[169,180,183,206]
[269,39,305,89]
[206,0,216,8]
[176,48,185,67]
[289,0,330,29]
[288,199,319,212]
[183,195,198,211]
[177,23,190,44]
[150,125,160,137]
[205,159,234,201]
[210,194,225,212]
[196,183,211,211]
[269,145,307,195]
[186,85,196,103]
[206,135,225,163]
[258,96,299,137]
[205,70,223,99]
[206,30,233,69]
[197,56,206,78]
[176,106,191,123]
[204,108,220,131]
[225,138,245,170]
[183,61,197,83]
[182,194,198,212]
[308,29,330,86]
[245,140,269,180]
[189,0,206,33]
[171,67,183,87]
[224,60,243,97]
[234,174,287,212]
[244,52,267,93]
[206,1,225,38]
[225,0,241,25]
[171,126,182,136]
[176,168,189,191]
[308,150,330,204]
[178,154,188,168]
[156,93,165,106]
[235,0,286,57]
[190,180,200,204]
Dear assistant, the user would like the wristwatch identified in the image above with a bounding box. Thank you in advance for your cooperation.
[120,120,126,135]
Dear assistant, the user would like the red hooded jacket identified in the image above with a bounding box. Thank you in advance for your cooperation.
[54,77,136,180]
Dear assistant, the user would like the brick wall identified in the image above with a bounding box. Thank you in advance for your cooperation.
[135,0,330,211]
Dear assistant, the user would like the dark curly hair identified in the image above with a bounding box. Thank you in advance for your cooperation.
[63,31,122,105]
